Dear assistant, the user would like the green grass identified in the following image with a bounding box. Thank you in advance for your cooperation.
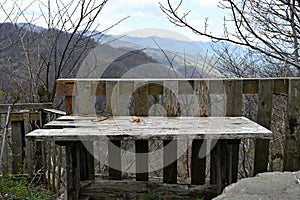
[0,177,53,200]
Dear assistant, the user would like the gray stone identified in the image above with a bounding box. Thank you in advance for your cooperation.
[213,171,300,200]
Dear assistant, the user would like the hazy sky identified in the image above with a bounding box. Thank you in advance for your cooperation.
[1,0,230,41]
[100,0,229,41]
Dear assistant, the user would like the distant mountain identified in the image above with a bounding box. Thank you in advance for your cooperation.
[101,34,221,78]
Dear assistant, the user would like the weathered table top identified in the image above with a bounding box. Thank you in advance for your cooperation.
[26,116,272,141]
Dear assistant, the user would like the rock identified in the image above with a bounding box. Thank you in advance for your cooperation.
[213,171,300,200]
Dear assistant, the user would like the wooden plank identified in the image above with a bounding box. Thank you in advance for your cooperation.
[179,80,194,94]
[194,80,209,117]
[27,117,272,141]
[208,80,224,94]
[227,139,241,183]
[224,80,243,116]
[191,139,206,185]
[274,79,288,95]
[135,140,149,181]
[51,141,57,190]
[11,121,24,174]
[106,81,119,115]
[216,140,228,194]
[75,81,92,115]
[108,140,121,180]
[119,81,134,95]
[163,80,179,116]
[56,82,75,96]
[66,96,73,116]
[23,112,33,175]
[254,79,273,175]
[134,81,148,116]
[0,103,51,113]
[163,139,177,184]
[66,142,81,200]
[92,81,106,96]
[0,114,9,176]
[134,82,149,181]
[243,79,258,94]
[224,80,242,185]
[284,79,300,171]
[148,81,164,95]
[210,140,217,185]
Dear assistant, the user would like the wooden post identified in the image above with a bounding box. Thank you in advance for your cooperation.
[284,79,300,171]
[191,80,209,185]
[0,114,9,176]
[224,80,242,183]
[134,82,149,181]
[106,81,122,180]
[11,121,23,174]
[108,140,121,180]
[66,142,81,200]
[191,139,206,184]
[163,80,178,184]
[163,139,177,184]
[23,111,33,175]
[254,79,273,175]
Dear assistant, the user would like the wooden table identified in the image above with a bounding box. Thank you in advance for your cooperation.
[27,116,272,199]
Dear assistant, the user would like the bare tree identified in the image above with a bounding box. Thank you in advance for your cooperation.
[160,0,300,73]
[0,0,127,103]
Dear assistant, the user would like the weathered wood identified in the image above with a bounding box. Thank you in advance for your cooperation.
[284,79,300,171]
[227,139,241,183]
[11,121,23,174]
[75,81,92,115]
[210,140,218,185]
[56,82,75,96]
[134,82,149,181]
[23,111,33,175]
[216,140,228,194]
[191,139,206,185]
[0,114,9,176]
[254,79,273,175]
[66,142,81,200]
[108,140,121,180]
[27,117,272,141]
[135,140,148,181]
[163,139,177,184]
[80,180,218,200]
[66,96,73,116]
[134,82,148,116]
[224,80,242,186]
[106,81,119,115]
[163,80,179,117]
[0,103,52,113]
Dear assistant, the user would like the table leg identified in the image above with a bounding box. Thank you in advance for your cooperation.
[228,139,241,184]
[163,139,177,184]
[136,140,149,181]
[191,139,206,185]
[65,142,81,200]
[108,139,122,180]
[210,140,240,194]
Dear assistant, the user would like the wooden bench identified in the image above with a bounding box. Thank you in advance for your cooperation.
[27,79,272,199]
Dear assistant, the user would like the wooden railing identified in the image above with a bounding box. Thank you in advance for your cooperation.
[56,78,300,174]
[0,103,65,190]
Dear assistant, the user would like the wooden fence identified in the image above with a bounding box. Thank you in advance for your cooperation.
[0,103,65,190]
[2,77,300,196]
[56,78,300,174]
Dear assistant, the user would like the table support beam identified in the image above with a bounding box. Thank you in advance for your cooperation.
[163,139,177,184]
[136,140,149,181]
[191,139,206,185]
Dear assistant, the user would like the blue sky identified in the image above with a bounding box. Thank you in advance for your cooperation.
[99,0,229,41]
[0,0,230,41]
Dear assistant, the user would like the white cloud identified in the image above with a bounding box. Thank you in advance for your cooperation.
[191,0,221,7]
